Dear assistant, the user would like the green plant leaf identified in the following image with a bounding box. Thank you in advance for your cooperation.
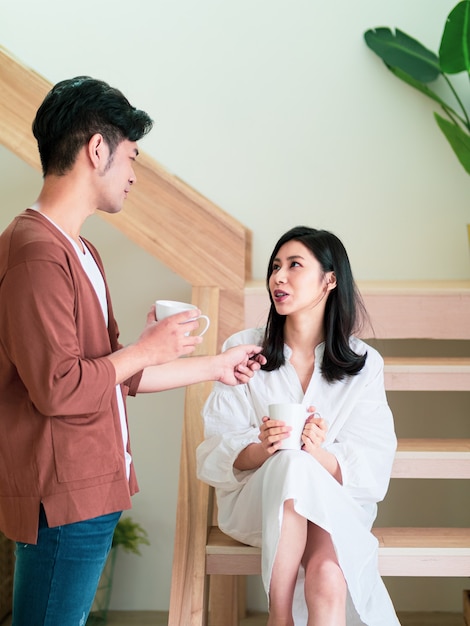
[388,66,453,109]
[364,28,441,83]
[112,516,150,555]
[439,0,470,73]
[434,111,470,173]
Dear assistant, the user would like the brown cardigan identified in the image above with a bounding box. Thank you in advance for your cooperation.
[0,210,142,543]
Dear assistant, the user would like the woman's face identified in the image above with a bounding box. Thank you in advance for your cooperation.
[268,239,332,317]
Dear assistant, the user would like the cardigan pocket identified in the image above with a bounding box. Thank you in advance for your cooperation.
[51,414,121,483]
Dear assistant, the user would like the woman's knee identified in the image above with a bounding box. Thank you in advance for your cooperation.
[304,557,347,602]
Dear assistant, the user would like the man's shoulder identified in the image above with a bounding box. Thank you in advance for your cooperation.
[1,210,71,266]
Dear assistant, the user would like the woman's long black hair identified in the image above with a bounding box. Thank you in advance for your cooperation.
[261,226,369,383]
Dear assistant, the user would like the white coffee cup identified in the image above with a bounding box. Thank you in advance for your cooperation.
[155,300,210,337]
[268,403,306,450]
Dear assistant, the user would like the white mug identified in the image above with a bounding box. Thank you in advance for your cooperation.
[155,300,210,337]
[268,403,306,450]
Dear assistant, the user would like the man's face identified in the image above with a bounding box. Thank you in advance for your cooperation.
[96,139,139,214]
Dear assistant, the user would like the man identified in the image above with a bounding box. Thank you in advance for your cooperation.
[0,76,264,625]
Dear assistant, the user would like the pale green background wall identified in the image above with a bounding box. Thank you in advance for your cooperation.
[1,0,469,614]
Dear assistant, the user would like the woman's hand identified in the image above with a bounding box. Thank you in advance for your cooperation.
[234,415,289,471]
[258,415,291,456]
[301,405,328,453]
[301,406,342,482]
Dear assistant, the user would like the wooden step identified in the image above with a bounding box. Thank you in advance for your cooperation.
[393,439,470,479]
[244,280,470,340]
[384,357,470,391]
[374,527,470,576]
[356,280,470,341]
[206,526,470,577]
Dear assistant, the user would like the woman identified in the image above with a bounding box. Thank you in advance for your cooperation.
[197,226,400,626]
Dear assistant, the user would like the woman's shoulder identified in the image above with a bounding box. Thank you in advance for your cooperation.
[222,327,265,351]
[350,336,384,367]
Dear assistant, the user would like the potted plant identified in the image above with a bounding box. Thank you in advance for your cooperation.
[364,0,470,175]
[87,516,150,624]
[111,516,150,555]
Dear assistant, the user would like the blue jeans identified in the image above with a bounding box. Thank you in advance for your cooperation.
[12,505,121,626]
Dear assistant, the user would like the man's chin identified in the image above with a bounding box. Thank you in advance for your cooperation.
[97,205,123,215]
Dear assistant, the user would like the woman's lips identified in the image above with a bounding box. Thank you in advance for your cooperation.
[273,290,289,302]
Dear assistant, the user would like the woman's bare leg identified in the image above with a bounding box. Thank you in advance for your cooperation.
[267,499,307,626]
[302,523,347,626]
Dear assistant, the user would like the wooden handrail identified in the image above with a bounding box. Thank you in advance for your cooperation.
[0,45,250,345]
[1,45,253,625]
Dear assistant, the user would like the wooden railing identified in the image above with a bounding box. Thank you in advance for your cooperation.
[0,45,252,625]
[3,47,469,625]
[0,45,250,345]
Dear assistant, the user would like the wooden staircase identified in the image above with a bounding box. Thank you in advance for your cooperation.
[198,280,470,624]
[1,45,469,625]
[243,281,470,571]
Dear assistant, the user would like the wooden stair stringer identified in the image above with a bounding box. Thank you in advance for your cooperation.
[0,45,252,345]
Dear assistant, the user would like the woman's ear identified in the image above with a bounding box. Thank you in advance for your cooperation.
[326,272,337,291]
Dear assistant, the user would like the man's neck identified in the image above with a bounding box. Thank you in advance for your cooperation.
[31,174,95,245]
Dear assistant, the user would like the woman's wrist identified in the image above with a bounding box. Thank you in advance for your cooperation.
[234,442,267,471]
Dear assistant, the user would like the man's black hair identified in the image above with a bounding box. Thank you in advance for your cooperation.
[32,76,153,176]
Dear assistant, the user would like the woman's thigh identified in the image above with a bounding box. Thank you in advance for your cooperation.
[218,450,313,546]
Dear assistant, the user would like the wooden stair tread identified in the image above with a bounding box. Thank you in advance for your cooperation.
[207,526,470,552]
[245,279,470,295]
[397,439,470,453]
[385,357,470,369]
[206,526,470,577]
[393,439,470,479]
[383,357,470,391]
[373,527,470,549]
[244,280,470,340]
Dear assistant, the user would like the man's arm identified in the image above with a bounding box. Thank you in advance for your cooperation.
[106,307,203,384]
[137,345,266,393]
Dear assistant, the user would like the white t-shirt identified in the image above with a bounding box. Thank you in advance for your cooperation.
[32,210,131,479]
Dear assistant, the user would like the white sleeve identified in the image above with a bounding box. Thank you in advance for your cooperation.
[324,350,397,504]
[196,381,261,491]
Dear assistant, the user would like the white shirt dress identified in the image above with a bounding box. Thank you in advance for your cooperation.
[196,327,401,626]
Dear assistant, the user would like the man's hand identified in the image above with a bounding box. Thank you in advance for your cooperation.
[136,305,203,365]
[216,345,266,386]
[108,305,203,385]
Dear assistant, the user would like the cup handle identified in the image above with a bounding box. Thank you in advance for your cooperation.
[196,315,210,336]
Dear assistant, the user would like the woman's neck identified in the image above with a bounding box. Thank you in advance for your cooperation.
[284,317,324,393]
[284,315,324,353]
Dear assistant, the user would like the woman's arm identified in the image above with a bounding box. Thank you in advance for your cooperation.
[234,415,292,470]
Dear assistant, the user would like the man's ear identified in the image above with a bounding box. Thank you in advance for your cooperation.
[87,133,107,168]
